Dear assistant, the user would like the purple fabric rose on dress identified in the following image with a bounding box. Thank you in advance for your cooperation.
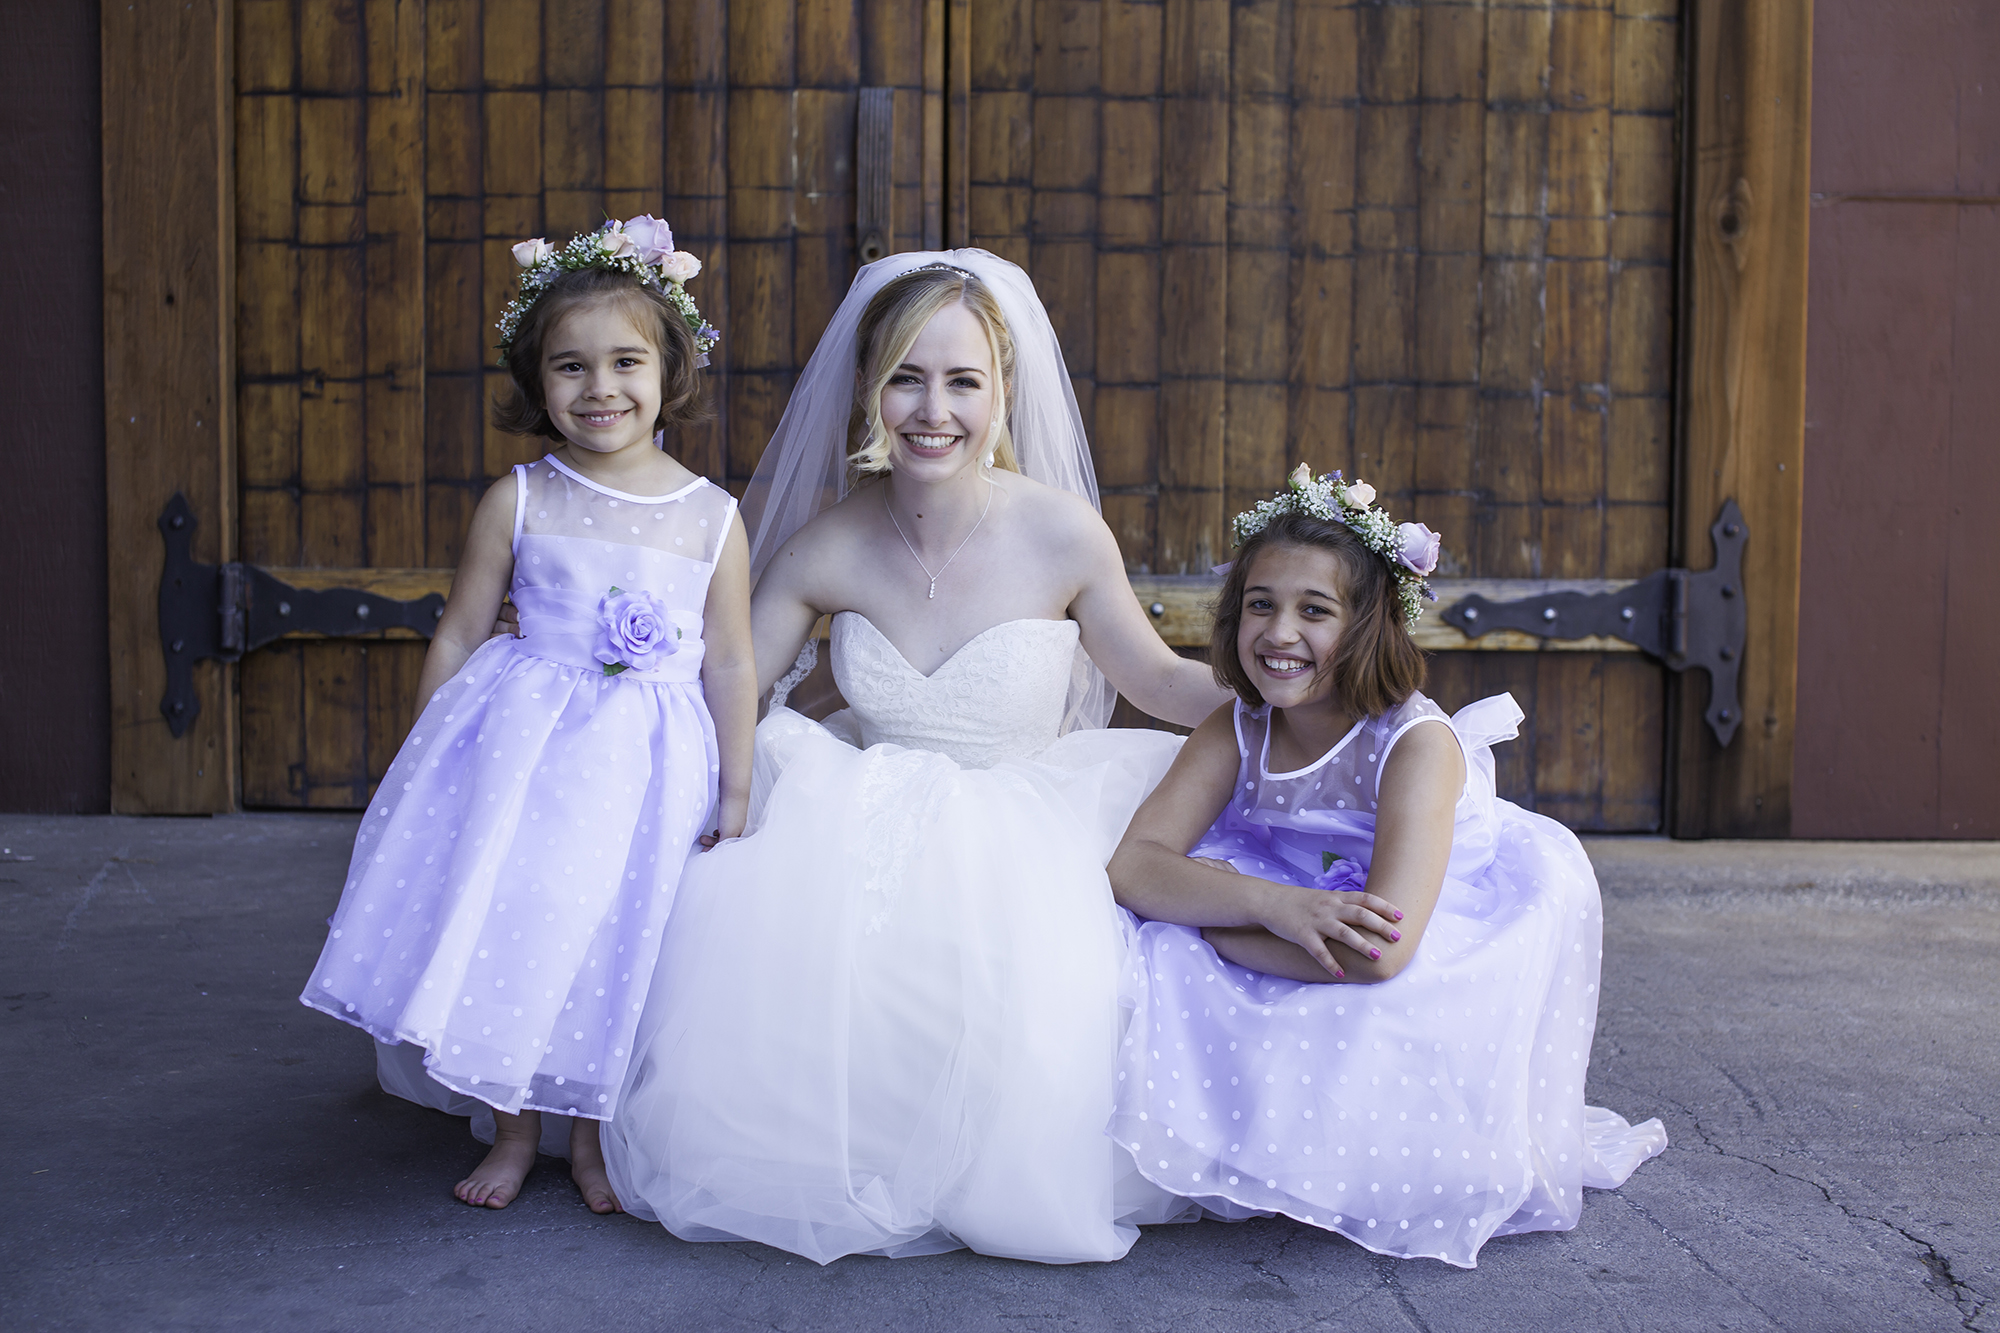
[595,587,679,675]
[1312,855,1368,895]
[619,215,675,264]
[1395,521,1442,577]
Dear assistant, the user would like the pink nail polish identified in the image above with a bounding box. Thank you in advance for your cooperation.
[1390,932,1401,942]
[1369,948,1381,960]
[1394,910,1405,920]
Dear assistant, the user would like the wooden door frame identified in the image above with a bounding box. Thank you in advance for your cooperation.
[103,0,1817,831]
[1671,0,1813,837]
[103,0,236,813]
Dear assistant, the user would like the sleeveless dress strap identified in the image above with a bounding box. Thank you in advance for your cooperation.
[511,463,529,548]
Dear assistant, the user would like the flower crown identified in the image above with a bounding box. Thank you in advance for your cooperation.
[496,215,720,367]
[1232,463,1443,630]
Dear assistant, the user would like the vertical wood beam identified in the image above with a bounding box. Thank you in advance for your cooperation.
[103,0,236,812]
[943,0,970,247]
[1672,0,1812,837]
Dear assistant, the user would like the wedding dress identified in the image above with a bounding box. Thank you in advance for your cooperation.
[600,613,1197,1262]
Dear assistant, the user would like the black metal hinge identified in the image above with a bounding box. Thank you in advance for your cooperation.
[156,494,445,737]
[1440,499,1749,746]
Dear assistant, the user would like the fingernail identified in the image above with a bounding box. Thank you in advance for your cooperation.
[1390,931,1401,942]
[1393,910,1405,920]
[1334,971,1345,980]
[1369,948,1381,960]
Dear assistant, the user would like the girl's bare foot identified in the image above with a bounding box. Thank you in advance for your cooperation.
[568,1117,623,1215]
[455,1109,540,1208]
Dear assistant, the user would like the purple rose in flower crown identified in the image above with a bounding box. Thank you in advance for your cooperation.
[619,214,675,264]
[595,587,680,676]
[1395,521,1442,577]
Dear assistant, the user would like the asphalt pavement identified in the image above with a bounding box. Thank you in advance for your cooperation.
[1,814,1994,1332]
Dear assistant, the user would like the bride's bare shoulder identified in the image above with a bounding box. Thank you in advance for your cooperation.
[763,482,881,568]
[995,470,1113,551]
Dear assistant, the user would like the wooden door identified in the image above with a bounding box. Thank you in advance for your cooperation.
[966,0,1681,830]
[227,0,936,807]
[107,0,1809,830]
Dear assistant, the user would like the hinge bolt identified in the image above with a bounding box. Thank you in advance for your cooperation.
[1620,606,1634,620]
[1720,584,1736,598]
[1150,602,1166,618]
[277,601,291,616]
[355,604,371,620]
[1541,607,1558,622]
[1719,647,1734,660]
[170,639,184,653]
[1462,606,1478,621]
[171,515,185,529]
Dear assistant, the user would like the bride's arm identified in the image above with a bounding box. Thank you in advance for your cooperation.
[1063,506,1234,728]
[749,531,837,699]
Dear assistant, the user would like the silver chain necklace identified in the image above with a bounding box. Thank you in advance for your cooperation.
[885,477,995,599]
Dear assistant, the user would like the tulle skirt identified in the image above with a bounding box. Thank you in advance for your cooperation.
[602,708,1196,1263]
[1111,800,1667,1267]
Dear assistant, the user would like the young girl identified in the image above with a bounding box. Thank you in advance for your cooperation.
[300,216,755,1214]
[1107,466,1666,1266]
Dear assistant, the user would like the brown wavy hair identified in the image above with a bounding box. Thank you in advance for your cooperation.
[492,266,709,440]
[1209,510,1426,718]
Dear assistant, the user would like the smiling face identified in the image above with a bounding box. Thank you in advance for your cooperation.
[872,301,1000,482]
[1234,542,1357,712]
[539,298,665,458]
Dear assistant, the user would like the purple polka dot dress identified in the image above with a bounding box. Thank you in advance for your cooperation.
[1112,692,1667,1266]
[300,455,734,1122]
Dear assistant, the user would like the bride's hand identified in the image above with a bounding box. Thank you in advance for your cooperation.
[1255,882,1404,979]
[491,600,521,639]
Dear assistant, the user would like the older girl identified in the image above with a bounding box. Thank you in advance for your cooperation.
[1107,468,1666,1266]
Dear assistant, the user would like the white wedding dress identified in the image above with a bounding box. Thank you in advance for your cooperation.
[601,613,1194,1263]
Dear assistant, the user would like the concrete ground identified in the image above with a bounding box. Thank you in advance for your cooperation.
[1,814,1994,1333]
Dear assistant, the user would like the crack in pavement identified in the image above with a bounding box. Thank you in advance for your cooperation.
[1368,1252,1434,1333]
[56,853,128,952]
[1613,1192,1787,1329]
[1641,1085,1991,1329]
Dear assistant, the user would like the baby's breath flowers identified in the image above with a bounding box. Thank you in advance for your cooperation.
[1232,462,1443,630]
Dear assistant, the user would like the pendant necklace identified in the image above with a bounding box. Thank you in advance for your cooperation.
[886,477,994,599]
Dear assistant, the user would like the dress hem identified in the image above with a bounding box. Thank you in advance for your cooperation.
[297,994,611,1122]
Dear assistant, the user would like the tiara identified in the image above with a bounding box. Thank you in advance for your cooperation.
[1231,463,1443,630]
[496,215,720,367]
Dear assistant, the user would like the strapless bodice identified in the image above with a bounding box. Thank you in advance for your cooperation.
[830,613,1081,768]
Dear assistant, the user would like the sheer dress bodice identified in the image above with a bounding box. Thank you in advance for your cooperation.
[830,614,1080,768]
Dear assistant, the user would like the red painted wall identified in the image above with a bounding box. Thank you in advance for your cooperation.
[1794,0,2000,836]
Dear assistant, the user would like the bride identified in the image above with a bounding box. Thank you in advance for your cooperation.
[600,252,1229,1263]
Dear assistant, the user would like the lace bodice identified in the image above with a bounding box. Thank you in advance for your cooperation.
[830,614,1081,768]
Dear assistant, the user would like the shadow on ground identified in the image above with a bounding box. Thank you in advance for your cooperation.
[1,816,1994,1332]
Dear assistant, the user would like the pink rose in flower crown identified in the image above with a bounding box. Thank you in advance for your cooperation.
[619,214,675,264]
[594,587,680,676]
[511,237,553,267]
[595,226,638,260]
[660,251,702,282]
[1395,521,1442,577]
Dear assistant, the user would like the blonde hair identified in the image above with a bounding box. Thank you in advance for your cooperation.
[849,267,1020,477]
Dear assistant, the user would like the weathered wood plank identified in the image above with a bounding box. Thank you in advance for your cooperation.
[103,0,235,811]
[365,0,426,569]
[1672,0,1812,836]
